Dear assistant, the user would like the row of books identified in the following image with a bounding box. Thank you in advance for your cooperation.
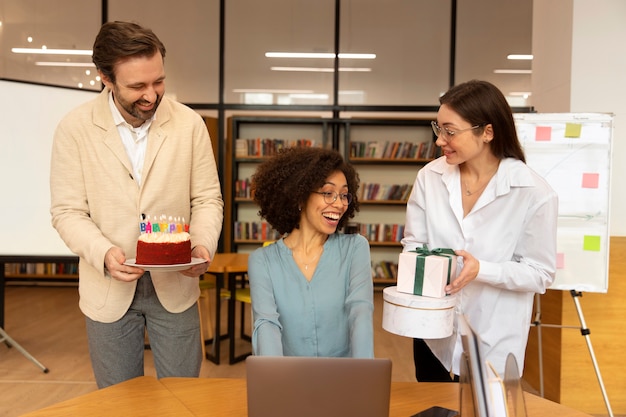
[235,138,317,157]
[234,221,282,241]
[371,261,398,280]
[236,180,413,202]
[358,183,413,202]
[4,262,79,276]
[354,223,405,243]
[350,140,437,160]
[235,178,252,199]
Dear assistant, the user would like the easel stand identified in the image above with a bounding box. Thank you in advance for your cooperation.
[0,327,49,373]
[533,291,613,417]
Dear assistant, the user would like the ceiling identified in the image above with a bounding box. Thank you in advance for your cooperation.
[0,0,533,108]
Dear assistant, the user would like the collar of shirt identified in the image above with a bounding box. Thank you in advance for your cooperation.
[108,91,154,186]
[433,157,536,197]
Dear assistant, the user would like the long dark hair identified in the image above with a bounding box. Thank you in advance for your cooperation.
[440,80,525,162]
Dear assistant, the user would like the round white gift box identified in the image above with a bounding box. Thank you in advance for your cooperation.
[382,286,456,339]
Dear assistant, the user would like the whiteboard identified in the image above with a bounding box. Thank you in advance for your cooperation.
[0,80,98,257]
[514,113,612,293]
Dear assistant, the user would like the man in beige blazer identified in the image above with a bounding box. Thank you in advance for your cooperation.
[50,21,223,388]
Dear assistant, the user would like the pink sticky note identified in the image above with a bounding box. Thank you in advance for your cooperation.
[582,173,600,189]
[535,126,552,141]
[556,252,565,269]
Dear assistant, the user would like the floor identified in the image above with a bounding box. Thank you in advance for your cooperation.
[0,283,617,417]
[0,283,415,417]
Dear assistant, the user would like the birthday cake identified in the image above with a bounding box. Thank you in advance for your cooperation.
[136,216,192,265]
[136,231,192,265]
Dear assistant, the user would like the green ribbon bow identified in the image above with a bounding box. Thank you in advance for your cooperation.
[411,244,456,295]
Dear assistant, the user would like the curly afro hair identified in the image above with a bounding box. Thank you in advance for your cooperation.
[251,146,360,235]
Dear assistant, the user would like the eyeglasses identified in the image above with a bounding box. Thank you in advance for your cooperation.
[431,121,483,139]
[314,191,353,206]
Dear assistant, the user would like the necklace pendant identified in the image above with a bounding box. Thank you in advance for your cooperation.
[465,189,471,196]
[304,264,308,270]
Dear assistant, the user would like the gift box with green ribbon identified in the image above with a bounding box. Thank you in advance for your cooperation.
[397,245,457,298]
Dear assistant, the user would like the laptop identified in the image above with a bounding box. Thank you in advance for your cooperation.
[246,356,392,417]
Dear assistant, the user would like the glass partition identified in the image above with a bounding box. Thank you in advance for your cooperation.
[108,0,220,104]
[339,0,451,106]
[455,0,533,107]
[224,0,335,106]
[0,0,101,90]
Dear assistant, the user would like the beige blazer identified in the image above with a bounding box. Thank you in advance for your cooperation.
[50,89,224,323]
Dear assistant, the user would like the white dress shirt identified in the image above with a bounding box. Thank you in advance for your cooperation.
[401,156,558,376]
[108,92,153,186]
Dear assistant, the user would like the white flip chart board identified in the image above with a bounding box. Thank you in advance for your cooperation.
[514,113,612,293]
[0,80,98,257]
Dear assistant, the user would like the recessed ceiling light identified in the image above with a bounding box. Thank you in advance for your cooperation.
[12,47,92,56]
[35,61,95,67]
[270,66,371,73]
[493,69,532,74]
[509,92,532,97]
[265,52,376,59]
[233,88,314,94]
[507,54,533,60]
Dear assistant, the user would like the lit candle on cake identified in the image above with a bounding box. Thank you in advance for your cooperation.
[169,216,176,233]
[146,216,152,234]
[152,215,160,232]
[159,215,168,233]
[140,215,146,233]
[176,217,183,233]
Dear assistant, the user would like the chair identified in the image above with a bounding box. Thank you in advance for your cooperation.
[198,272,251,363]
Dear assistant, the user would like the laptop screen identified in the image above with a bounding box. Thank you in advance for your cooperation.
[246,356,392,417]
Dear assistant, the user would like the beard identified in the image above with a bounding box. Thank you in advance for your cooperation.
[112,85,163,123]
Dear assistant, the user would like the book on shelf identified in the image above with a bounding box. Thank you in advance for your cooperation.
[236,138,316,157]
[355,223,404,243]
[235,178,251,198]
[351,140,430,160]
[4,262,79,277]
[359,183,413,201]
[372,260,398,280]
[234,221,282,241]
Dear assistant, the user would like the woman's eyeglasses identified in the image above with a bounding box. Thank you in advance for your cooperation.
[314,191,353,206]
[431,121,483,139]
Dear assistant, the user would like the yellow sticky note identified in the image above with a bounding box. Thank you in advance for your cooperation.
[583,235,601,251]
[564,123,582,138]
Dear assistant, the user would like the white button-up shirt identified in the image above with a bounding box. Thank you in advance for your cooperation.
[108,92,153,186]
[401,156,558,376]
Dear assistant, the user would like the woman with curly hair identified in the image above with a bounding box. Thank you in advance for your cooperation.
[247,146,374,358]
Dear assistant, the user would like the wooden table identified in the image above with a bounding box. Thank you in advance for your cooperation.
[203,253,250,365]
[21,376,594,417]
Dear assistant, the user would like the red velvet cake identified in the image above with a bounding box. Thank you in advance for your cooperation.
[136,232,191,265]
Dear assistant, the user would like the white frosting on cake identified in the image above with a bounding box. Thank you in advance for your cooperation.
[138,232,190,243]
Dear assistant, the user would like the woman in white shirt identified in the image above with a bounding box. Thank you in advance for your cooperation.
[401,80,558,381]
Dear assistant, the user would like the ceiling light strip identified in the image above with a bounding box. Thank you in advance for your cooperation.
[493,69,532,74]
[507,54,533,60]
[271,66,371,72]
[265,52,376,59]
[12,48,93,56]
[35,62,96,67]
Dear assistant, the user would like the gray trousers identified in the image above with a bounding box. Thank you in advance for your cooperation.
[85,273,202,388]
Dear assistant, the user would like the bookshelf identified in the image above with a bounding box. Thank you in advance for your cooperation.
[226,116,334,253]
[225,115,436,285]
[341,118,436,284]
[4,262,78,279]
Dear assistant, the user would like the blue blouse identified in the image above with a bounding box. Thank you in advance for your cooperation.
[248,233,374,358]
